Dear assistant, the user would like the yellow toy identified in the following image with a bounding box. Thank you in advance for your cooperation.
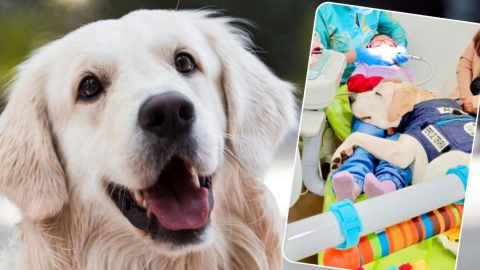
[443,227,461,243]
[409,258,430,270]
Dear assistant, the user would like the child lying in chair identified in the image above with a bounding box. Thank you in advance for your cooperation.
[331,34,414,202]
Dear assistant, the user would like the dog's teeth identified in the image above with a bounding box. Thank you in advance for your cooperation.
[142,200,146,208]
[193,174,200,188]
[190,166,198,176]
[134,190,144,202]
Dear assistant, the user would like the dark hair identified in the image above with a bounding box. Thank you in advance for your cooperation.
[372,33,391,39]
[473,28,480,57]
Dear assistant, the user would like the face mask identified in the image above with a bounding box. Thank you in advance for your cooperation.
[351,7,373,15]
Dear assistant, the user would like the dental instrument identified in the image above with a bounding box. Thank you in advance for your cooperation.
[398,54,435,86]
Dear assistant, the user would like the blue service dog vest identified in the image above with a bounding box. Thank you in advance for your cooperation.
[395,98,475,163]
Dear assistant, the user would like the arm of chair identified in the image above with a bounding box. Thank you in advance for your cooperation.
[300,110,325,137]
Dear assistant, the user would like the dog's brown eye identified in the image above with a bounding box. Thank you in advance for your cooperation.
[175,53,196,73]
[375,92,382,97]
[79,76,103,99]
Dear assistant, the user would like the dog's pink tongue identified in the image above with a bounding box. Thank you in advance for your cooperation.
[144,161,209,231]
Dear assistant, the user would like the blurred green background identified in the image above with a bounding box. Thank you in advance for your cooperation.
[1,0,479,111]
[0,0,324,110]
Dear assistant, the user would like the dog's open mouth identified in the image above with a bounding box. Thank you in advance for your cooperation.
[107,156,214,245]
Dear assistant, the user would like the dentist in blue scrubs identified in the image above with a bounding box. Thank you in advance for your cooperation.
[316,4,409,83]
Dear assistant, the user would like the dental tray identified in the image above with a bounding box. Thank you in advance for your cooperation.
[308,49,331,80]
[304,49,346,110]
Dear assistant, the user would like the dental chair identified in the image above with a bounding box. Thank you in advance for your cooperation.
[292,48,346,202]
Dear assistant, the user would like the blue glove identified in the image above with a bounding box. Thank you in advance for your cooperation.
[355,47,395,66]
[394,45,409,64]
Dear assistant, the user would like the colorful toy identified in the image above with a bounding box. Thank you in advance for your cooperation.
[386,258,430,270]
[322,204,463,269]
[283,167,467,261]
[443,226,461,243]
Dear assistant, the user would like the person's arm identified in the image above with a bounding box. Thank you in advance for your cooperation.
[377,11,407,47]
[457,41,476,98]
[315,8,358,64]
[344,50,357,64]
[314,8,331,50]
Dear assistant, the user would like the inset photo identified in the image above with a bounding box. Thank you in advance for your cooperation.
[284,2,479,269]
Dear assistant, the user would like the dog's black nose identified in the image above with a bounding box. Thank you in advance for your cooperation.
[138,92,196,138]
[348,94,356,104]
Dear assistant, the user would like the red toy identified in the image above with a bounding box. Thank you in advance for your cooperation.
[399,263,413,270]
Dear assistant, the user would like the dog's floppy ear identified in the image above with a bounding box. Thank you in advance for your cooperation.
[0,51,68,221]
[209,19,297,177]
[387,83,416,122]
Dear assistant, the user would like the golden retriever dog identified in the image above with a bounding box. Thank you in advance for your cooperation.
[0,10,297,270]
[332,81,472,185]
[331,81,473,255]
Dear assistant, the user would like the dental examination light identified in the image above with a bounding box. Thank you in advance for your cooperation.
[362,45,434,86]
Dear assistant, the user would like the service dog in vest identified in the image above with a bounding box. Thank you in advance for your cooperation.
[331,80,474,255]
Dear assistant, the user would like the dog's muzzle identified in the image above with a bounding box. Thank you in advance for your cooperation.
[107,91,215,247]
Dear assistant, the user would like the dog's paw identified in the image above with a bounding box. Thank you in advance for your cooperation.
[438,234,459,256]
[341,145,357,162]
[330,157,341,171]
[331,145,357,171]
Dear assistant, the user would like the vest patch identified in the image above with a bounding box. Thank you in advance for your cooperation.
[399,99,475,162]
[421,125,450,152]
[436,107,467,115]
[464,122,476,136]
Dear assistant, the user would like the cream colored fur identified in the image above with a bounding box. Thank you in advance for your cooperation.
[0,10,297,270]
[335,81,471,185]
[333,81,471,255]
